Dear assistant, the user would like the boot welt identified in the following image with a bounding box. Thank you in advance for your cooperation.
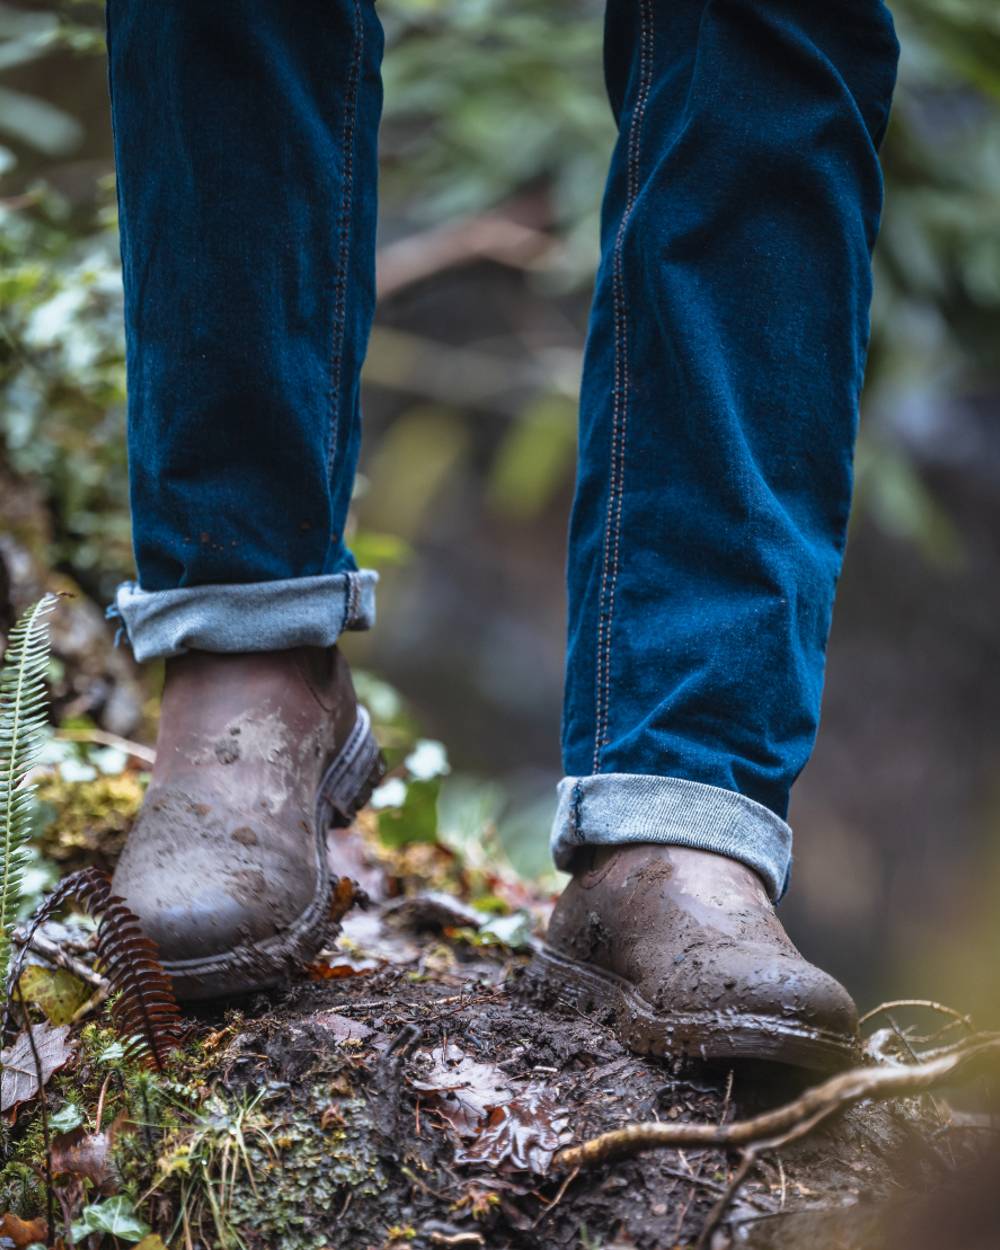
[161,708,384,1000]
[525,942,861,1072]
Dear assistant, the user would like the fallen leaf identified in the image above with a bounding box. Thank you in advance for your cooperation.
[313,1011,373,1043]
[328,876,363,923]
[51,1119,122,1191]
[476,911,534,950]
[454,1084,571,1174]
[306,961,370,980]
[135,1237,168,1250]
[16,964,90,1026]
[1,1024,75,1115]
[411,1044,513,1137]
[0,1212,48,1246]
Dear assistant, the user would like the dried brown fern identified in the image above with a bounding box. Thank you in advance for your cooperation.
[7,866,185,1069]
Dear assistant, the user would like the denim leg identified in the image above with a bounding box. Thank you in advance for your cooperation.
[106,0,383,658]
[555,0,899,898]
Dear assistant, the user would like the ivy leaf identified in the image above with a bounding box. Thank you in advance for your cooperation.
[48,1101,84,1133]
[71,1195,150,1243]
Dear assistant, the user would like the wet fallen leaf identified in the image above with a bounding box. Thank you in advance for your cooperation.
[313,1011,373,1043]
[454,1084,571,1174]
[16,963,90,1026]
[1,1023,75,1116]
[411,1044,513,1137]
[0,1212,48,1246]
[51,1118,123,1191]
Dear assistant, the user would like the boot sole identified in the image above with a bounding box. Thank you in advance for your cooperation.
[524,942,861,1072]
[163,707,384,1001]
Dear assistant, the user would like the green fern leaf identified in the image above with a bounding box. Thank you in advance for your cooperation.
[0,594,57,990]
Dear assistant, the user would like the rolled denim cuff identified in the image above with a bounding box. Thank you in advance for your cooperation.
[551,773,792,901]
[111,571,378,662]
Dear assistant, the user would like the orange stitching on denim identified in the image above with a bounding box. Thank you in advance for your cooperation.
[593,0,655,772]
[326,0,364,483]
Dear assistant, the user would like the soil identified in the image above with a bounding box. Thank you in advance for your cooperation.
[178,899,985,1250]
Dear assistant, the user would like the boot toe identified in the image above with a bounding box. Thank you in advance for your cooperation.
[111,806,320,968]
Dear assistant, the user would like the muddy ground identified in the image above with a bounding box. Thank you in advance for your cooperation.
[173,888,994,1250]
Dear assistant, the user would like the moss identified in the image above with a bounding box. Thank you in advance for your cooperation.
[35,772,145,869]
[224,1085,388,1250]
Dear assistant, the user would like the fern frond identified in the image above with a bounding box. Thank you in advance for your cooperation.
[0,593,57,990]
[7,867,186,1069]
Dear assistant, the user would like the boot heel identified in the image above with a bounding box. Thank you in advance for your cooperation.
[315,706,385,829]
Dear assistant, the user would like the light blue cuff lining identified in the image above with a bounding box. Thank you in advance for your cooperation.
[551,772,792,901]
[112,571,378,662]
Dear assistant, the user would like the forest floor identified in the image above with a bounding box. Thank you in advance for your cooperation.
[4,815,998,1250]
[0,518,997,1250]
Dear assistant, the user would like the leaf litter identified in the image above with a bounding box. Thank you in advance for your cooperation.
[1,1022,75,1116]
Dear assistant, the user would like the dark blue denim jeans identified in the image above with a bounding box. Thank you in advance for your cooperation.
[107,0,899,898]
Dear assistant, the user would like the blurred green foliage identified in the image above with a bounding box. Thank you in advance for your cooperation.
[0,0,999,594]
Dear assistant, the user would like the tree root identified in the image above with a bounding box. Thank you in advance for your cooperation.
[555,1032,1000,1172]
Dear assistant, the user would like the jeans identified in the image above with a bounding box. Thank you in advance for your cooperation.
[107,0,899,900]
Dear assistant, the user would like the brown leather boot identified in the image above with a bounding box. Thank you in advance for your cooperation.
[112,647,382,1000]
[530,845,860,1071]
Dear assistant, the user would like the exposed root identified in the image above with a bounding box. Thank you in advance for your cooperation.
[554,1032,1000,1171]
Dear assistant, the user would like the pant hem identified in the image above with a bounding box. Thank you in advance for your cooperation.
[550,773,792,901]
[111,571,378,662]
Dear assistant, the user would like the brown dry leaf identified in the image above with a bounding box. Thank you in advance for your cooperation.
[411,1044,513,1137]
[329,876,362,923]
[307,962,367,981]
[455,1084,571,1174]
[1,1023,75,1115]
[51,1118,124,1191]
[0,1212,48,1246]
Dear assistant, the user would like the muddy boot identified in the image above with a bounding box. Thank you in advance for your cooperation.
[112,647,383,1000]
[530,845,860,1071]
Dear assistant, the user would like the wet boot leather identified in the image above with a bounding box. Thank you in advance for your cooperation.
[111,647,382,1000]
[533,844,860,1070]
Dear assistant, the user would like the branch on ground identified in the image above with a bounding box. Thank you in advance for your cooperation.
[555,1032,1000,1172]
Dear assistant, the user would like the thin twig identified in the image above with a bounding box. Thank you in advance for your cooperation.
[695,1149,758,1250]
[13,928,107,989]
[695,1104,832,1250]
[859,999,974,1030]
[531,1166,579,1227]
[14,986,55,1239]
[555,1033,1000,1171]
[54,727,157,766]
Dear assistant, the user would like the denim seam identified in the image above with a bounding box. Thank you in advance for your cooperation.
[551,773,793,902]
[345,570,360,630]
[593,0,654,772]
[325,0,364,489]
[570,779,584,845]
